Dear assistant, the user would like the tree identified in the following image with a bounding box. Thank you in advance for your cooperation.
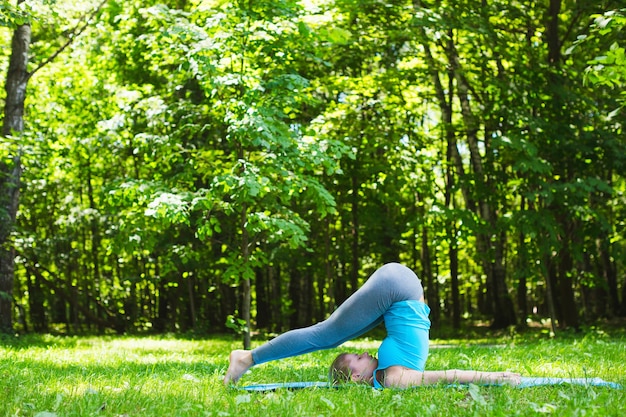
[1,0,107,333]
[575,8,626,316]
[101,0,347,346]
[3,0,625,336]
[1,0,30,333]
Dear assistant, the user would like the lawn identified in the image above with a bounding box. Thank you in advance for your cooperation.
[1,328,624,416]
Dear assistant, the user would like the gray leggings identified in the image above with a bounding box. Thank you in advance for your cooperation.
[251,262,424,365]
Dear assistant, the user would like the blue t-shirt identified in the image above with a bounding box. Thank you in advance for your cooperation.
[373,300,431,389]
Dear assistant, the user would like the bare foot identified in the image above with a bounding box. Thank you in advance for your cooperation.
[224,350,254,385]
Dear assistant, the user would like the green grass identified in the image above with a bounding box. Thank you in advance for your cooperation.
[0,329,624,416]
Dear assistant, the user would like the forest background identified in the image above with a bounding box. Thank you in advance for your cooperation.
[1,0,625,348]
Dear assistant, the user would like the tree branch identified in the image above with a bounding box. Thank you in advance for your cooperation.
[27,0,108,80]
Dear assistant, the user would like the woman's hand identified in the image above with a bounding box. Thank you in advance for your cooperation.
[488,371,521,386]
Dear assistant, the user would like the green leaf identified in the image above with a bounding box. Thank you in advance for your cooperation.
[468,384,487,405]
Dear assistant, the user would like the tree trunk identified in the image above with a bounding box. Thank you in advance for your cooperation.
[446,36,516,329]
[417,26,460,332]
[288,264,301,329]
[516,258,528,324]
[155,273,168,333]
[556,227,580,329]
[0,10,30,333]
[546,0,562,66]
[445,123,460,330]
[420,226,439,329]
[350,160,360,293]
[255,266,270,330]
[445,167,460,329]
[0,155,21,333]
[302,269,314,326]
[490,234,517,329]
[597,236,620,316]
[317,254,327,323]
[186,273,197,330]
[26,272,47,332]
[516,200,528,324]
[269,264,282,333]
[621,276,626,317]
[544,256,559,335]
[241,201,251,349]
[449,239,460,329]
[544,0,582,330]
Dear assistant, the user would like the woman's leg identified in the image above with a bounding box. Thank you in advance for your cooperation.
[252,263,422,364]
[225,263,423,383]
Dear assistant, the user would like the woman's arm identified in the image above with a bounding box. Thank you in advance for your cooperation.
[382,367,521,388]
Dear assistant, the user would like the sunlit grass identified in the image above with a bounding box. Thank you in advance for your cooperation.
[1,330,624,416]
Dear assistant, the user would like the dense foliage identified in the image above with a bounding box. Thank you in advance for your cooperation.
[1,0,625,340]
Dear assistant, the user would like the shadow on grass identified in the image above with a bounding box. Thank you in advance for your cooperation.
[1,354,223,381]
[0,331,238,349]
[2,317,624,350]
[0,332,80,349]
[429,317,626,342]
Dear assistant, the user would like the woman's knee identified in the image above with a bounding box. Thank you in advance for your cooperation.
[375,263,422,299]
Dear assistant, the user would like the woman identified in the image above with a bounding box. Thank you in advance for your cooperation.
[330,352,521,388]
[225,263,520,388]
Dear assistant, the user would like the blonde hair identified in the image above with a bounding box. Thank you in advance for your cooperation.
[329,353,352,385]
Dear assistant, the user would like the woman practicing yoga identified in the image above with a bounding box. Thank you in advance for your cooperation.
[224,263,521,388]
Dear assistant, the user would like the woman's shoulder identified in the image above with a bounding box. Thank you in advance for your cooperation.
[377,366,425,388]
[384,365,421,374]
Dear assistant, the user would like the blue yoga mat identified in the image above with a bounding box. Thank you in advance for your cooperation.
[241,377,622,392]
[241,381,331,392]
[517,377,622,389]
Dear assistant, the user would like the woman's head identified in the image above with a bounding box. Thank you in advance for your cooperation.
[329,352,378,385]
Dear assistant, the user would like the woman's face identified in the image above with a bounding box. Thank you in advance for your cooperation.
[344,352,378,384]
